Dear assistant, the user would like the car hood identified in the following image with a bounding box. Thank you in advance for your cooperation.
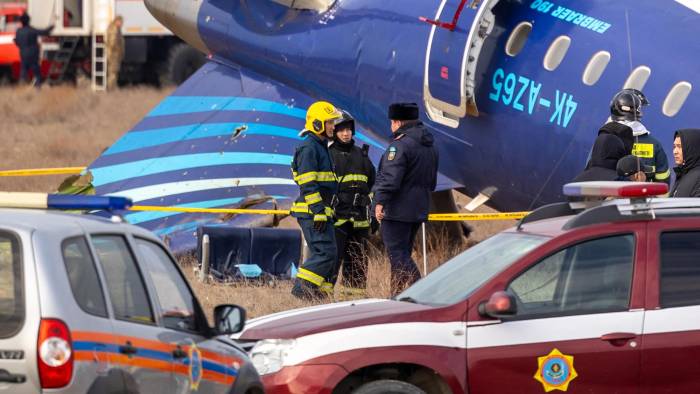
[237,298,461,340]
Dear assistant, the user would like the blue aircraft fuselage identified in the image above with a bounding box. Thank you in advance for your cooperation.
[186,0,699,210]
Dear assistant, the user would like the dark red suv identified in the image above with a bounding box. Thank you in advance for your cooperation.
[237,182,700,394]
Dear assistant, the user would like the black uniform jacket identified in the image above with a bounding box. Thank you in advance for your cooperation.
[290,132,337,220]
[373,121,438,222]
[14,25,53,63]
[573,133,626,182]
[329,139,375,225]
[671,129,700,198]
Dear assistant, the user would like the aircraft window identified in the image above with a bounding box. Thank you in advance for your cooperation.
[582,51,611,86]
[663,81,692,117]
[543,36,571,71]
[623,66,651,91]
[271,0,335,11]
[505,22,532,57]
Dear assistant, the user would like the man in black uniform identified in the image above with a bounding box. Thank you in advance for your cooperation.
[329,111,376,292]
[290,101,342,300]
[373,103,438,296]
[14,13,53,86]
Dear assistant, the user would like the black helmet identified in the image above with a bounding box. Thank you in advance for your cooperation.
[335,110,355,135]
[610,89,649,121]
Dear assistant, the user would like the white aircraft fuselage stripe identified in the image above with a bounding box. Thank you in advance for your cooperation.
[107,177,295,202]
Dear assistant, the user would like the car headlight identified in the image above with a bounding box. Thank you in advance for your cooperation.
[250,339,296,375]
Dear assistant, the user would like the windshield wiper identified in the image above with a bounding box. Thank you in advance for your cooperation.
[396,296,419,304]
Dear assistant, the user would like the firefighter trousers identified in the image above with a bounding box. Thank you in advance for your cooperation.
[294,217,338,292]
[381,220,422,296]
[332,221,369,289]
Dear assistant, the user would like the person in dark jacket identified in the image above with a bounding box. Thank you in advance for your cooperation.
[573,133,627,182]
[290,101,342,300]
[671,129,700,197]
[14,13,53,86]
[373,103,438,296]
[329,111,376,292]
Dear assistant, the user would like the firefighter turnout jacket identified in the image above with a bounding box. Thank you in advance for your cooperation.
[329,140,375,229]
[291,132,337,221]
[620,120,671,184]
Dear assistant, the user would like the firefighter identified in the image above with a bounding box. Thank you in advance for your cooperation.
[14,13,53,86]
[610,89,671,184]
[106,16,124,90]
[373,103,438,296]
[328,110,376,292]
[290,101,342,300]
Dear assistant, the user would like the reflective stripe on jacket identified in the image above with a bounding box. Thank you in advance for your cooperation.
[291,132,337,220]
[632,133,671,184]
[329,140,375,224]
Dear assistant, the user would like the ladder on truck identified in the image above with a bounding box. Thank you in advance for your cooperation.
[47,37,80,85]
[91,32,107,91]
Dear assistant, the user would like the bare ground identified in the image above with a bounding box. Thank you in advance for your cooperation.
[0,86,515,319]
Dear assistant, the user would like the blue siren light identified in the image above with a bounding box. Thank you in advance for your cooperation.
[47,195,133,210]
[563,182,668,198]
[0,192,133,211]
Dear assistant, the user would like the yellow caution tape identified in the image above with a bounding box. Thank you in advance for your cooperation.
[129,205,528,221]
[0,165,529,221]
[428,212,529,221]
[0,167,86,176]
[130,205,290,216]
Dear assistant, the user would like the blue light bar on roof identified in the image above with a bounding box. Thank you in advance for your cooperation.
[0,192,132,211]
[47,195,132,210]
[563,181,668,198]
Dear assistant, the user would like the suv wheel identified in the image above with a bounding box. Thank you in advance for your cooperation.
[352,380,426,394]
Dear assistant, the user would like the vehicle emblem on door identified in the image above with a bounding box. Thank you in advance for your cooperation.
[534,348,578,392]
[189,344,203,390]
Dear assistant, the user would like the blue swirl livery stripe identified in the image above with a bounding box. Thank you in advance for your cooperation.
[108,178,296,203]
[148,96,307,118]
[90,152,294,187]
[103,123,302,156]
[154,219,212,236]
[142,96,384,149]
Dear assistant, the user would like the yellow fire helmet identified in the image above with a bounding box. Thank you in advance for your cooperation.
[305,101,342,135]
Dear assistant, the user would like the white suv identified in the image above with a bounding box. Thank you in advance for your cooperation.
[0,194,263,393]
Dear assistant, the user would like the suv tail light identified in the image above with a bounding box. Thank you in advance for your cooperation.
[37,319,73,388]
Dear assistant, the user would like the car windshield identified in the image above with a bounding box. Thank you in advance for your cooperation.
[397,232,548,306]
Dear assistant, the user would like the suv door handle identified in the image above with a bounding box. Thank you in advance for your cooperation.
[600,332,636,345]
[172,347,187,359]
[0,369,26,383]
[119,342,138,355]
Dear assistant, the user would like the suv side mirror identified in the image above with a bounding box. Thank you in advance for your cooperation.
[478,291,517,319]
[214,304,246,335]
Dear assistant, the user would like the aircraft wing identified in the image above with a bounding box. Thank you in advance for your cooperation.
[85,61,457,252]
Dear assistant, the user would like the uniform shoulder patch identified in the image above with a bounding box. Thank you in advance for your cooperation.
[387,146,398,161]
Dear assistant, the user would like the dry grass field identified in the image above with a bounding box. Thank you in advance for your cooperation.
[0,86,515,319]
